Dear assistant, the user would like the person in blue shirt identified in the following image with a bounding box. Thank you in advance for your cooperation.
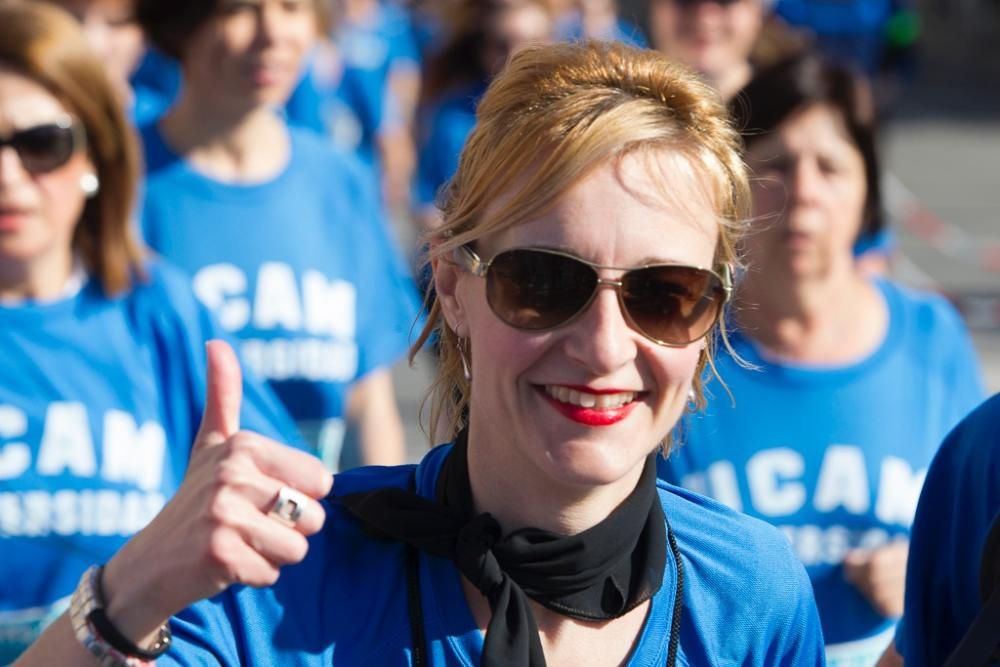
[0,4,299,661]
[39,0,178,127]
[773,0,919,85]
[135,0,422,472]
[659,52,985,667]
[20,41,825,666]
[286,0,423,211]
[553,0,648,47]
[877,392,1000,666]
[414,0,554,229]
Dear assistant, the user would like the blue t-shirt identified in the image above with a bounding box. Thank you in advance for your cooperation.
[0,261,299,663]
[285,2,420,173]
[555,13,649,47]
[139,123,422,465]
[128,48,182,127]
[896,392,1000,666]
[161,443,825,665]
[414,82,485,208]
[853,226,896,258]
[659,280,984,660]
[774,0,897,74]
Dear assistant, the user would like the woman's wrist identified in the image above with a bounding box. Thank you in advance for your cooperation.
[69,564,171,666]
[100,550,173,650]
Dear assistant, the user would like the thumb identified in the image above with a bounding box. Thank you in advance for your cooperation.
[195,339,243,450]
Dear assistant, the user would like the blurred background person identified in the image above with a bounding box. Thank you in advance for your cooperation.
[647,0,896,274]
[413,0,554,230]
[881,392,1000,666]
[286,0,423,214]
[646,0,774,102]
[135,0,422,472]
[659,52,985,666]
[0,2,299,660]
[773,0,921,113]
[37,0,178,126]
[554,0,648,46]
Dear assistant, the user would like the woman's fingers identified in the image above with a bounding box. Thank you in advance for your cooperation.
[843,542,908,617]
[197,430,331,535]
[203,445,328,537]
[249,434,334,502]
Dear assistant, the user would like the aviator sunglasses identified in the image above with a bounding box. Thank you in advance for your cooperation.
[454,246,732,347]
[0,115,84,175]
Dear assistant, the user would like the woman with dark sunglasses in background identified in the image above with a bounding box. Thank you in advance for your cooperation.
[0,3,301,662]
[658,52,985,667]
[19,41,825,666]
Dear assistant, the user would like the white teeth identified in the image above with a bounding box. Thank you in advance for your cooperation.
[544,386,636,409]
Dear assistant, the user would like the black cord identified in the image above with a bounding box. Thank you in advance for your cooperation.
[406,544,428,667]
[401,519,686,667]
[666,520,685,667]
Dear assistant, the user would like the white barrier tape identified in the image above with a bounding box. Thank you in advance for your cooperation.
[884,173,1000,273]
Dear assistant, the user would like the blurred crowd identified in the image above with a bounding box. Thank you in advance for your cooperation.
[3,0,994,665]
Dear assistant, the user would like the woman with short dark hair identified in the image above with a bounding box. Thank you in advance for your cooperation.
[660,52,985,666]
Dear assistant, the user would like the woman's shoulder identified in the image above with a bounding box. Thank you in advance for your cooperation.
[879,279,966,335]
[659,480,808,593]
[127,258,203,316]
[119,259,227,358]
[931,392,1000,479]
[287,126,369,176]
[659,481,823,661]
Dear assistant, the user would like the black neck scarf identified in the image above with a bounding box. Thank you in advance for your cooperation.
[339,430,669,667]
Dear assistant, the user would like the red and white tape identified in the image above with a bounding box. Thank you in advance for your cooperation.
[884,173,1000,330]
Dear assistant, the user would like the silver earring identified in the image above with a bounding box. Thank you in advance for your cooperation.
[688,388,696,403]
[457,337,471,381]
[79,173,99,198]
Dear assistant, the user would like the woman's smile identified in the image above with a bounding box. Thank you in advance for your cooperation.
[540,384,643,426]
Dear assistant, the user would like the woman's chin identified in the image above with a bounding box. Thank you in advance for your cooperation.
[541,439,648,490]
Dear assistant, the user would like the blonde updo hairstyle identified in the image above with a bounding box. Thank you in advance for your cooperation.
[412,41,750,451]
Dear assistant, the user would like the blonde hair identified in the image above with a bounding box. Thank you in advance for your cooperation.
[411,40,750,448]
[0,1,144,295]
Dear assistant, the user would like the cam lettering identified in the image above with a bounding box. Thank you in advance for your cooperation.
[0,404,30,479]
[0,403,167,489]
[688,445,925,527]
[193,262,356,337]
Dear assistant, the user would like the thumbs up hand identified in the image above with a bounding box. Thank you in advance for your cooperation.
[96,340,333,648]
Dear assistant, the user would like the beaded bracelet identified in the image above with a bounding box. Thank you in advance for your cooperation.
[69,565,171,666]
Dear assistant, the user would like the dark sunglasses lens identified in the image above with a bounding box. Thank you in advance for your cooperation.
[622,266,723,344]
[486,250,597,330]
[13,124,77,173]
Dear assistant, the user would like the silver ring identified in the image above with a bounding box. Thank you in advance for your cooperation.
[268,486,307,526]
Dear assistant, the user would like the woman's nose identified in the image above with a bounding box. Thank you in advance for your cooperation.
[563,284,638,374]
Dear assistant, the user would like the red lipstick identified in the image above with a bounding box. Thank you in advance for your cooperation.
[541,386,639,426]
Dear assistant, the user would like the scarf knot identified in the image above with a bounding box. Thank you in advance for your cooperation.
[338,432,670,667]
[456,513,505,598]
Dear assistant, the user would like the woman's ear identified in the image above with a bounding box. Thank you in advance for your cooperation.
[432,254,469,338]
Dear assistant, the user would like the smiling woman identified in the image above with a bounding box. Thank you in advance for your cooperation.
[18,40,825,667]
